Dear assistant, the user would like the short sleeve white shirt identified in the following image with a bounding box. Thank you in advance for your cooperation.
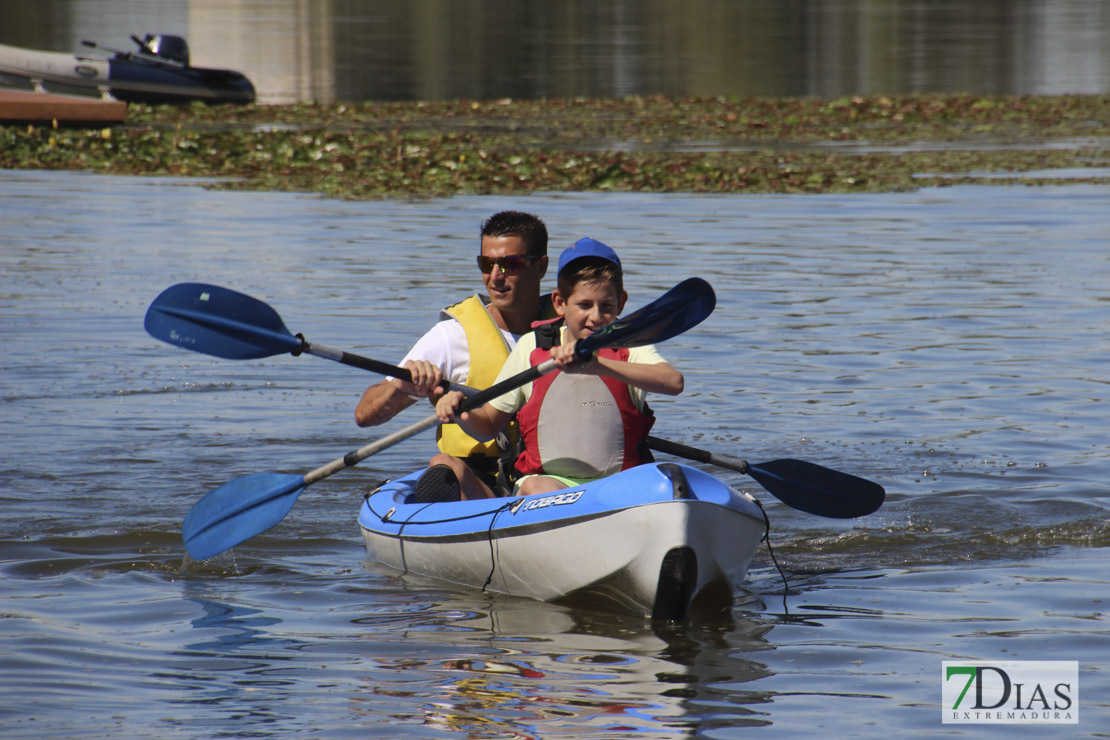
[398,313,522,386]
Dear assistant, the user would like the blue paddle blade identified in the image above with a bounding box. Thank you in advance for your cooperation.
[576,277,716,359]
[145,282,301,360]
[182,473,307,560]
[747,459,886,518]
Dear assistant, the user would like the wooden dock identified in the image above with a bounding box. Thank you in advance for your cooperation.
[0,88,126,124]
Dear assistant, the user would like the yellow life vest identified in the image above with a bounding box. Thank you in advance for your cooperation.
[435,295,513,458]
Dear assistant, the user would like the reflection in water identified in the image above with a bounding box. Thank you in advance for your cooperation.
[170,592,296,731]
[1,0,1107,103]
[169,583,778,737]
[183,597,284,657]
[358,596,775,737]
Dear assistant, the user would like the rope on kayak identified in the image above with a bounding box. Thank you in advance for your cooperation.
[752,497,791,616]
[364,497,514,527]
[481,503,515,592]
[363,494,516,592]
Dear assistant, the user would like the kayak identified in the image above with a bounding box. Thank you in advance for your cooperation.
[142,281,885,594]
[358,461,766,620]
[0,34,254,105]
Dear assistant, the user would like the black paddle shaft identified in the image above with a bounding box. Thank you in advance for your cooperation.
[298,338,472,394]
[145,282,472,394]
[646,436,885,519]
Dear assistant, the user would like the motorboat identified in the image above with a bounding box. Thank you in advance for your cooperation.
[0,33,255,104]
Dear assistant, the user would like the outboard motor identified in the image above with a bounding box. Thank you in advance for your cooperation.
[137,34,190,65]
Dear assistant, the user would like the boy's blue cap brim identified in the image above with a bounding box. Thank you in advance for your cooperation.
[558,237,621,274]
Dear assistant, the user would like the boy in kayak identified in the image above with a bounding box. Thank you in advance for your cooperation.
[434,237,684,498]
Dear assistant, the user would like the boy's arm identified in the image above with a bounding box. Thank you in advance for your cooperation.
[434,391,514,441]
[550,343,684,396]
[594,356,684,396]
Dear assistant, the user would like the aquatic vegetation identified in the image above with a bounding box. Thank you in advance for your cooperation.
[3,94,1108,198]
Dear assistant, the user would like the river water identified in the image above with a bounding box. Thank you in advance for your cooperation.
[1,170,1108,737]
[3,0,1110,102]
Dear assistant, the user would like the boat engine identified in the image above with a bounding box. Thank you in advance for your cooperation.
[136,34,190,66]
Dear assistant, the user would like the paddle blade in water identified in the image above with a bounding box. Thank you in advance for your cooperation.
[145,282,301,360]
[577,277,716,358]
[746,459,885,519]
[182,472,307,559]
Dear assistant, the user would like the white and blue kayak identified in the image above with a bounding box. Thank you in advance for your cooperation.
[358,462,767,620]
[144,281,885,618]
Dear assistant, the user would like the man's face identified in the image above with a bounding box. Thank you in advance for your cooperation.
[479,235,548,314]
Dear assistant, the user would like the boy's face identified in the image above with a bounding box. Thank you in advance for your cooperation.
[553,279,627,341]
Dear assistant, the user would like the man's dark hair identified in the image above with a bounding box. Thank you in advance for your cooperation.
[480,211,548,256]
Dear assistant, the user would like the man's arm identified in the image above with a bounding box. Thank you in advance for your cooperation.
[355,378,418,427]
[355,322,459,427]
[355,358,446,427]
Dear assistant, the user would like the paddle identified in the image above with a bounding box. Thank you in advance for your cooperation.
[180,278,716,560]
[148,281,884,521]
[144,282,475,395]
[644,437,884,519]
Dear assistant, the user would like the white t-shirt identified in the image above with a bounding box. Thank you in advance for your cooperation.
[488,325,666,414]
[398,315,521,386]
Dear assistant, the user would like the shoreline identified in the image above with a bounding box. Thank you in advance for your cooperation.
[3,93,1109,198]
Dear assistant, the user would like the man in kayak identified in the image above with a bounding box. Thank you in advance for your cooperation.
[354,210,552,497]
[433,238,684,499]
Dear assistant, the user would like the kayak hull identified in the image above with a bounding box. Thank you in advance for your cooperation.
[358,462,765,619]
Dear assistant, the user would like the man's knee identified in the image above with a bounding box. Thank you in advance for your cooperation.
[429,452,455,468]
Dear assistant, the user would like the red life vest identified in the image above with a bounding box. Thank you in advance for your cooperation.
[513,327,655,479]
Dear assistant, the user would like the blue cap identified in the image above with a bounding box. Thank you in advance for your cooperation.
[557,237,621,275]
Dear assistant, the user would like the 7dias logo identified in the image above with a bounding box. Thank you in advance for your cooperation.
[942,661,1078,724]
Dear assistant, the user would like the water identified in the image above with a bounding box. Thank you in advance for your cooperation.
[2,0,1109,103]
[2,170,1109,737]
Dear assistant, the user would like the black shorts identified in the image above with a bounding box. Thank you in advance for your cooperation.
[463,454,511,496]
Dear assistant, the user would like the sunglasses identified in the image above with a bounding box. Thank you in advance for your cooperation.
[476,254,539,275]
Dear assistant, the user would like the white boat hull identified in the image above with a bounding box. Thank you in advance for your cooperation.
[0,41,254,104]
[359,462,765,619]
